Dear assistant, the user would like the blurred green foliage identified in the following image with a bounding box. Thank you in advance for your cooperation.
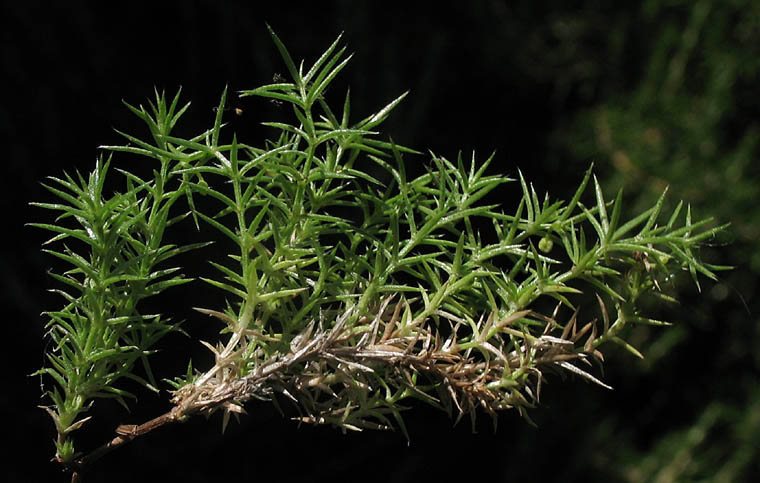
[545,0,760,480]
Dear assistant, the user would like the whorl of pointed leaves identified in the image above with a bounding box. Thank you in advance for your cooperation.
[33,25,728,466]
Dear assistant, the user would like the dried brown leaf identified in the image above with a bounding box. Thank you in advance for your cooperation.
[596,294,610,333]
[193,307,237,327]
[561,309,579,340]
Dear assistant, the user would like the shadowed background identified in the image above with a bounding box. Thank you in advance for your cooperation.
[3,1,758,481]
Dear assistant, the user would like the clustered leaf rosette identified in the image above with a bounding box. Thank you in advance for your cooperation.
[33,25,729,475]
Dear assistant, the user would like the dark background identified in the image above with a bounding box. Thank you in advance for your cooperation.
[3,1,759,482]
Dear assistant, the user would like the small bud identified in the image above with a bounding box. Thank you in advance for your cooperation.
[538,236,553,253]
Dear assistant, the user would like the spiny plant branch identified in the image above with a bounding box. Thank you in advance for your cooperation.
[69,294,605,478]
[171,297,612,433]
[32,25,729,481]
